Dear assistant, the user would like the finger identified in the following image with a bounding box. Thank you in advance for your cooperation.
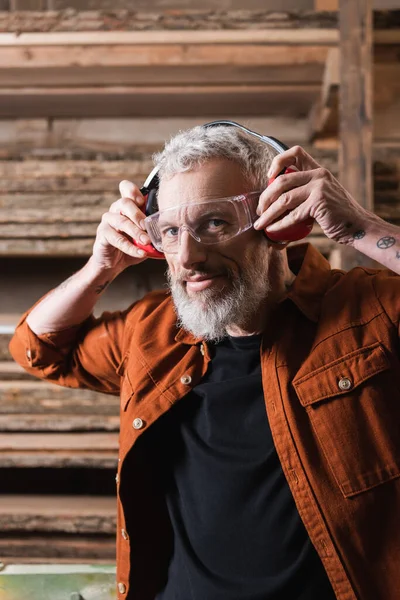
[257,170,313,216]
[268,145,322,180]
[105,212,151,245]
[265,198,314,235]
[104,228,147,259]
[254,184,310,231]
[109,197,147,230]
[118,180,145,207]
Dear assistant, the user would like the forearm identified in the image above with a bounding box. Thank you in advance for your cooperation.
[26,257,121,335]
[350,213,400,275]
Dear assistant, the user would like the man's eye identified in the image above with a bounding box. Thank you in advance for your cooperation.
[161,227,179,238]
[207,218,227,229]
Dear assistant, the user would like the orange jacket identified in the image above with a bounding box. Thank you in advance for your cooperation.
[9,244,400,600]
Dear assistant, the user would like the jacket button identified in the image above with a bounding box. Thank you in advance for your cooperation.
[121,528,128,540]
[132,418,144,430]
[181,375,192,385]
[118,582,127,594]
[338,377,352,391]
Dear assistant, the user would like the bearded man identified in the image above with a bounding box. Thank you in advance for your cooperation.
[10,124,400,600]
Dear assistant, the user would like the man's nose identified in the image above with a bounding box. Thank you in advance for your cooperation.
[177,228,207,268]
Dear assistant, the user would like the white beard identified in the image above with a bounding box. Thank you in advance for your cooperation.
[167,244,274,342]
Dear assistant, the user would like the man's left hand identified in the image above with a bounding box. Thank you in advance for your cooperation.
[254,145,374,245]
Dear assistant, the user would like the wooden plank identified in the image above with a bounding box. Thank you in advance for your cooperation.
[0,28,398,49]
[10,0,47,8]
[0,116,310,152]
[0,381,119,413]
[0,495,116,533]
[0,64,325,87]
[0,88,321,120]
[0,536,115,560]
[0,431,118,449]
[0,222,99,237]
[0,432,118,467]
[46,1,315,12]
[0,44,330,68]
[0,30,338,47]
[0,413,120,432]
[0,10,338,34]
[0,85,320,119]
[0,238,95,255]
[0,361,33,379]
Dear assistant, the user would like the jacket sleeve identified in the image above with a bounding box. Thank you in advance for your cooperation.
[9,295,137,395]
[371,268,400,338]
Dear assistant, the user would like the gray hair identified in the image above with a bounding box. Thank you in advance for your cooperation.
[153,124,275,190]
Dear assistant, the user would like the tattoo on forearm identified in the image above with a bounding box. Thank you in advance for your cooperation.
[95,281,110,295]
[377,236,396,249]
[57,275,75,292]
[353,230,365,240]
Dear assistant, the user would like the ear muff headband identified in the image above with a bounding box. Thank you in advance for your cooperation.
[139,120,289,213]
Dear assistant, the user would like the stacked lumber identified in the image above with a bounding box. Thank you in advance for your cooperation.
[0,496,116,561]
[0,328,118,561]
[1,2,400,565]
[1,138,400,259]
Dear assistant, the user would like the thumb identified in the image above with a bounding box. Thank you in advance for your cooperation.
[119,179,137,200]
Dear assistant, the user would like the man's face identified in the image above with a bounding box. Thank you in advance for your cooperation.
[157,158,276,340]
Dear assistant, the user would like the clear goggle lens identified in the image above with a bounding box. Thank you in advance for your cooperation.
[144,192,260,254]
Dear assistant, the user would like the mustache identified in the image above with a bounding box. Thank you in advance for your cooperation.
[172,267,233,285]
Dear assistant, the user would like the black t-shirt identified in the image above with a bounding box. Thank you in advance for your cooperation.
[136,334,336,600]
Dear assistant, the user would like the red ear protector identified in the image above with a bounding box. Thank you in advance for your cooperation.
[133,120,313,258]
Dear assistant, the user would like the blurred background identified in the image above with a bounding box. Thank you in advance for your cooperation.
[0,0,399,570]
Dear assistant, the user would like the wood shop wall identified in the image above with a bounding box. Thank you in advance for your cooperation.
[1,0,400,563]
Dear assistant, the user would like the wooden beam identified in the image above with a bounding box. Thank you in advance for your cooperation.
[0,117,310,152]
[0,64,325,87]
[0,432,118,468]
[339,0,373,211]
[0,536,115,560]
[339,0,373,269]
[0,413,120,432]
[0,30,339,46]
[0,29,399,49]
[1,9,337,34]
[308,47,339,140]
[309,55,400,141]
[0,43,330,68]
[0,380,118,411]
[0,85,321,119]
[0,495,116,533]
[0,238,95,256]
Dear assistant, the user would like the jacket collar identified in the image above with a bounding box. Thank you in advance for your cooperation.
[175,243,333,345]
[283,243,332,323]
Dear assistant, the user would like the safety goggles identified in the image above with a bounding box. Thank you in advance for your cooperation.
[143,191,261,254]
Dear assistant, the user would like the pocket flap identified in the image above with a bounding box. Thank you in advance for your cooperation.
[293,342,390,407]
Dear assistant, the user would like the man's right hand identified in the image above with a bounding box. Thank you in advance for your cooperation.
[92,179,151,272]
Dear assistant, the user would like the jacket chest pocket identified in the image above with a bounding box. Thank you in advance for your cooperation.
[293,342,400,498]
